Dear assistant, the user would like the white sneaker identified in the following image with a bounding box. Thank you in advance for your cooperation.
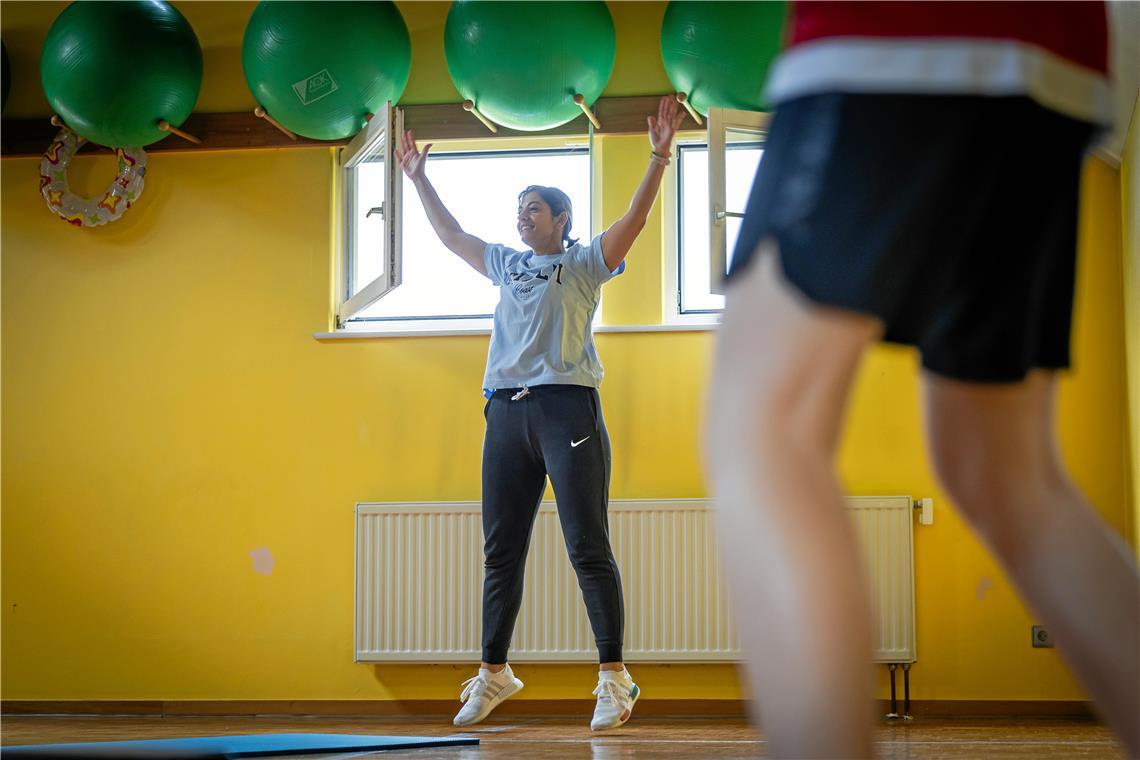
[452,664,524,726]
[590,668,640,731]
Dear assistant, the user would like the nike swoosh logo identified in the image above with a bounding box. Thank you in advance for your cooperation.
[571,437,591,448]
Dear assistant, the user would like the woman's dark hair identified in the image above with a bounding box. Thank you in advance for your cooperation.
[518,185,579,248]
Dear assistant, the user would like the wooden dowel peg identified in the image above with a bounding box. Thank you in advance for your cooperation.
[573,93,601,130]
[463,99,498,134]
[675,92,703,126]
[254,106,297,141]
[157,119,202,144]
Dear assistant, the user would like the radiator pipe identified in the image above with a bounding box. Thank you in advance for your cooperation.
[903,663,912,719]
[887,663,899,719]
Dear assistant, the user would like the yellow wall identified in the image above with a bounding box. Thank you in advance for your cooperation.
[0,1,1133,704]
[1123,97,1140,555]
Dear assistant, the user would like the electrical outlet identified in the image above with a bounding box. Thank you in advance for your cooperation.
[1031,625,1054,648]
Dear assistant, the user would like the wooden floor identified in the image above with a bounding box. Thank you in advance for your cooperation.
[0,714,1126,759]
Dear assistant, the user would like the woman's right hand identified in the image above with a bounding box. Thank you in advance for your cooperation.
[395,129,432,181]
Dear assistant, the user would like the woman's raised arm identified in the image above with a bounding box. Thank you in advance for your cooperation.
[599,96,686,272]
[396,129,490,277]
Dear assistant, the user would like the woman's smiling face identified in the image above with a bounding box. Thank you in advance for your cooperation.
[517,191,566,251]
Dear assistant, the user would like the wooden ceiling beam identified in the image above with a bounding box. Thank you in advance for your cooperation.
[0,95,702,158]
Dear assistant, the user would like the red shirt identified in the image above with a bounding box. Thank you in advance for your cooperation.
[790,2,1107,74]
[766,1,1112,124]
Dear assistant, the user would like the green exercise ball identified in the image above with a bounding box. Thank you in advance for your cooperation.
[242,1,410,141]
[40,1,202,148]
[661,1,787,115]
[445,1,615,132]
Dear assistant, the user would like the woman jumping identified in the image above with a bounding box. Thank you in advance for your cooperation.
[396,95,685,731]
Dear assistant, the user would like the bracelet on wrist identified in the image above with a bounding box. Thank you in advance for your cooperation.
[650,150,671,167]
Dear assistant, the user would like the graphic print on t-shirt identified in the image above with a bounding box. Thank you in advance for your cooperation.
[509,263,564,302]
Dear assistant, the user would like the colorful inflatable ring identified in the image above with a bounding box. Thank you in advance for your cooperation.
[39,127,147,227]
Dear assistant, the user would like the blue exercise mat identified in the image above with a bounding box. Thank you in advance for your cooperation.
[1,733,478,758]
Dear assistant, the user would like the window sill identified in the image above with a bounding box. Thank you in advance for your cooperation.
[313,319,720,341]
[597,321,720,333]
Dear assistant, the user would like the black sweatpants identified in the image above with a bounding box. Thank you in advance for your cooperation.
[480,383,624,664]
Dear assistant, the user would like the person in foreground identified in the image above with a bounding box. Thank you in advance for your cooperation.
[703,2,1140,757]
[397,96,686,730]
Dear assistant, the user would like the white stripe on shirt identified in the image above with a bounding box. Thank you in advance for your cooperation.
[765,38,1114,125]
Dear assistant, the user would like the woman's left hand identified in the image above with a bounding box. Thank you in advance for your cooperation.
[648,95,687,157]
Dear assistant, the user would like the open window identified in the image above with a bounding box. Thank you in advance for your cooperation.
[665,108,767,323]
[337,102,403,325]
[337,134,591,334]
[707,107,768,296]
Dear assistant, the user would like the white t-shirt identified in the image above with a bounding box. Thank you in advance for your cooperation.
[482,233,624,391]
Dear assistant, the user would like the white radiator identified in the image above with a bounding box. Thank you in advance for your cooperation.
[355,497,916,664]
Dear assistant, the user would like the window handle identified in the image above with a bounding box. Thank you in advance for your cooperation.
[366,204,384,219]
[714,210,744,220]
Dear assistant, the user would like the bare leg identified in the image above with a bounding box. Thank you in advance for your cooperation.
[925,371,1140,755]
[704,244,882,758]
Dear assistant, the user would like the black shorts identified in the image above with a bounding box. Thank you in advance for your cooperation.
[729,94,1098,383]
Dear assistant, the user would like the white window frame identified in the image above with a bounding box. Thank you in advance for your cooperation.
[707,107,769,296]
[662,137,722,327]
[663,108,768,326]
[337,102,403,326]
[335,132,594,336]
